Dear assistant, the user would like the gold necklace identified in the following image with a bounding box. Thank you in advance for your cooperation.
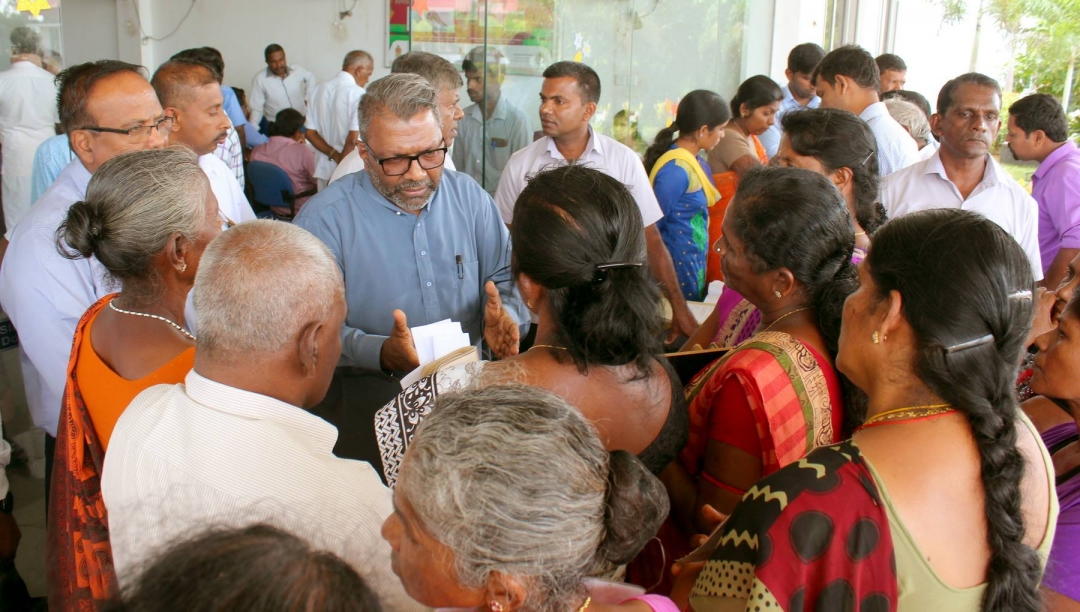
[576,597,591,612]
[759,306,811,334]
[856,403,956,433]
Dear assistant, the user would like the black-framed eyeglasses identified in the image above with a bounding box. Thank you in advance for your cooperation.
[363,141,447,176]
[76,116,175,142]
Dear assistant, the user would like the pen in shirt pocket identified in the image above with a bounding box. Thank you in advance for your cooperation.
[456,255,464,279]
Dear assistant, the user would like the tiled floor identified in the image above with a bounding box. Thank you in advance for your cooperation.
[9,460,45,598]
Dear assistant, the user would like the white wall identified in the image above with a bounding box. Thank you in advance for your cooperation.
[60,0,120,65]
[133,0,390,91]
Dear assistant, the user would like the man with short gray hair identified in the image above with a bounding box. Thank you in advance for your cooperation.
[884,97,936,161]
[102,220,423,612]
[295,74,526,404]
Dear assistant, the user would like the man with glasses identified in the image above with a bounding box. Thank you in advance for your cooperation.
[151,58,255,226]
[0,60,169,506]
[295,74,526,458]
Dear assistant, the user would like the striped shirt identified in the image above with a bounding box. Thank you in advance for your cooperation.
[102,370,425,612]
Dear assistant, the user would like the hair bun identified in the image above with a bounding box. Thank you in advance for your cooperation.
[60,200,104,259]
[596,450,669,567]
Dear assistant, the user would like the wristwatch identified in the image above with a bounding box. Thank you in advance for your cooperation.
[0,492,12,514]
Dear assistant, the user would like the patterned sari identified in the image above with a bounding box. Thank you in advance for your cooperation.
[689,440,898,612]
[47,296,118,609]
[47,294,194,609]
[681,331,841,479]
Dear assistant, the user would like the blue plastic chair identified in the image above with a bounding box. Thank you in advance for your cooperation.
[246,160,315,220]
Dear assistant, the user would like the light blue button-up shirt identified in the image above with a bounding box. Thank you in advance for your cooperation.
[294,169,527,371]
[758,84,821,158]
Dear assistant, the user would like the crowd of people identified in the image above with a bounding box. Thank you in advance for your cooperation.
[0,23,1078,612]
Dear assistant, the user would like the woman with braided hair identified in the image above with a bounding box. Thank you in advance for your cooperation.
[689,208,1057,612]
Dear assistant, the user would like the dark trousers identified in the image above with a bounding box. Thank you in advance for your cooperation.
[308,368,402,484]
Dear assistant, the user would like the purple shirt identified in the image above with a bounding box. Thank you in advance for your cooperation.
[1042,421,1080,602]
[1034,141,1080,273]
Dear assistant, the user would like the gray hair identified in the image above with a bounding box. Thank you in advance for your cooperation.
[342,50,372,71]
[193,221,345,361]
[885,98,932,147]
[10,26,41,55]
[398,385,669,612]
[58,147,210,291]
[358,73,442,142]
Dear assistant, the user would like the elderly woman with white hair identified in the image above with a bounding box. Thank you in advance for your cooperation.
[382,384,678,612]
[884,97,936,161]
[47,146,221,609]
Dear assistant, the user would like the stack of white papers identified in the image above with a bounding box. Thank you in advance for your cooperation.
[411,319,472,366]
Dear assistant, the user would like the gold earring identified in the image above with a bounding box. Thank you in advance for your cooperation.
[180,261,187,273]
[526,300,533,310]
[872,331,880,344]
[774,290,782,299]
[490,603,504,612]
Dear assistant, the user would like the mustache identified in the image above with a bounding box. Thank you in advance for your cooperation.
[392,179,434,194]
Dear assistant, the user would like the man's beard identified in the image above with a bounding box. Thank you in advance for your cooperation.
[370,170,438,212]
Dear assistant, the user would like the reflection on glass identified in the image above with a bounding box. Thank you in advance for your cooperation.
[453,46,532,194]
[408,0,749,187]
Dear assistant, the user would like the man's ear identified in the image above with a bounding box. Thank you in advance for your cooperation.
[930,113,942,138]
[295,319,322,377]
[582,100,597,123]
[69,129,94,165]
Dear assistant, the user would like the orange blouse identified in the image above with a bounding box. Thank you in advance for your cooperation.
[76,304,195,450]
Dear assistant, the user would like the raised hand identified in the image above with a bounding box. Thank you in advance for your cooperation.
[483,281,520,359]
[379,309,420,372]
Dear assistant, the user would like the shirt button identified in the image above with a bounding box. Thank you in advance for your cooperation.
[426,281,432,287]
[421,251,426,256]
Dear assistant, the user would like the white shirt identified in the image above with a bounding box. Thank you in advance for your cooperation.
[918,139,939,161]
[102,371,424,612]
[0,156,253,437]
[494,128,663,226]
[306,72,365,181]
[328,146,457,185]
[0,161,113,436]
[198,153,256,223]
[0,60,60,232]
[249,65,318,127]
[881,151,1043,279]
[860,101,921,176]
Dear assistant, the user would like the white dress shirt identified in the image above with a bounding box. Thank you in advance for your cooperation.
[0,161,113,436]
[102,370,424,612]
[0,60,59,234]
[0,156,253,437]
[306,72,365,181]
[860,101,921,176]
[198,153,256,224]
[494,127,663,226]
[881,150,1043,279]
[327,146,457,185]
[249,65,318,128]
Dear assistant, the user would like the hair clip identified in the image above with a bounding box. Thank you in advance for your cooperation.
[592,261,644,284]
[1008,289,1032,300]
[860,150,875,167]
[944,334,995,354]
[596,262,644,271]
